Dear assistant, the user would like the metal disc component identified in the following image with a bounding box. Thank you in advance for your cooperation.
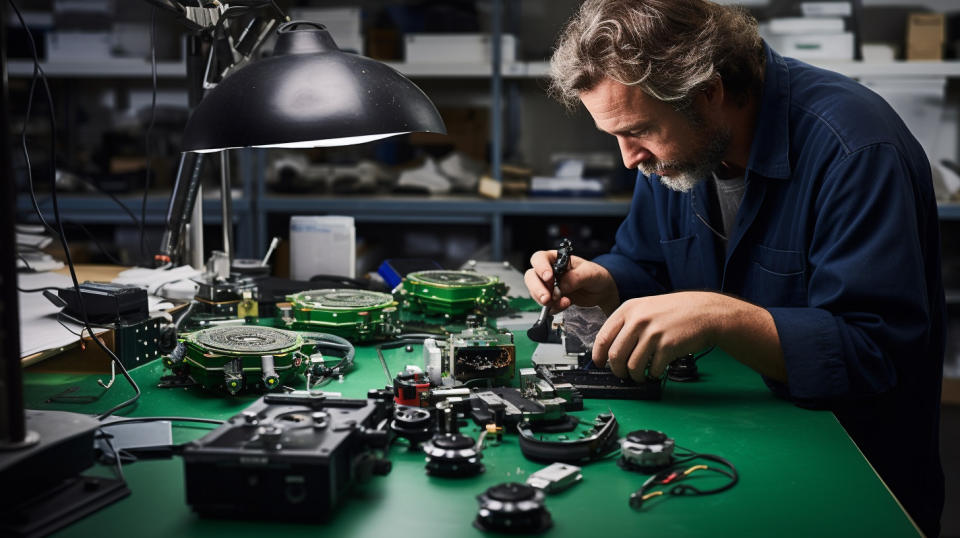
[194,326,301,354]
[287,289,402,342]
[291,289,395,309]
[474,482,552,534]
[422,433,484,477]
[408,270,494,287]
[619,429,675,471]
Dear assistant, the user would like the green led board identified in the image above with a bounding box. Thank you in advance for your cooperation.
[164,326,308,395]
[286,289,401,342]
[396,270,508,318]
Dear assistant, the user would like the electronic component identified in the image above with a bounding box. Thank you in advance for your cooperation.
[181,392,393,521]
[619,430,676,472]
[390,406,434,448]
[450,326,515,383]
[192,275,259,318]
[667,354,700,382]
[517,412,619,464]
[162,326,308,395]
[396,270,508,319]
[468,388,578,432]
[393,370,431,407]
[286,288,402,342]
[525,463,583,493]
[474,482,552,534]
[422,432,484,477]
[537,364,664,400]
[57,281,148,324]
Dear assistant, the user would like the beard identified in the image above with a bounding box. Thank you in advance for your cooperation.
[638,115,732,193]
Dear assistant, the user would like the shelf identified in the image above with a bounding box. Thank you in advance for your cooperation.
[7,59,187,79]
[11,58,960,81]
[522,60,960,79]
[259,194,632,217]
[16,194,249,225]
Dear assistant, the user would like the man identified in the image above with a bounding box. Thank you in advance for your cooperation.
[525,0,945,534]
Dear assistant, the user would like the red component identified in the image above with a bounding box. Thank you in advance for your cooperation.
[660,472,680,485]
[393,372,431,407]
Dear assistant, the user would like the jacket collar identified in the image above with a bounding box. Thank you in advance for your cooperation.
[745,43,792,180]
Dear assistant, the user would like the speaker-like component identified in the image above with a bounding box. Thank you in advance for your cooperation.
[619,429,675,471]
[474,482,552,534]
[286,289,401,342]
[165,326,307,395]
[396,270,508,319]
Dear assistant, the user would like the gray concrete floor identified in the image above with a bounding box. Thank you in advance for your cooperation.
[942,404,959,537]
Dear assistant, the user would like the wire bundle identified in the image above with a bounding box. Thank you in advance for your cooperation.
[629,453,738,510]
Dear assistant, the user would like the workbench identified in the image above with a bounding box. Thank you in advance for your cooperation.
[21,333,919,537]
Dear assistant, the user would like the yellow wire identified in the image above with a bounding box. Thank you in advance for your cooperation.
[684,464,709,476]
[642,491,664,501]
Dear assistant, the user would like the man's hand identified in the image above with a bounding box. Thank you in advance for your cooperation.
[592,291,787,383]
[524,250,620,315]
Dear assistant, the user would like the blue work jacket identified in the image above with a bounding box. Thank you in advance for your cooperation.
[594,45,945,535]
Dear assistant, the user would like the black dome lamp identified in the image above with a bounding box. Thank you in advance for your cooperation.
[182,21,446,152]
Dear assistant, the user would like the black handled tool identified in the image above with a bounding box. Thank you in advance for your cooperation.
[527,238,573,343]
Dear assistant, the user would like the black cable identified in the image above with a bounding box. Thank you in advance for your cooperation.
[98,432,126,482]
[73,175,142,229]
[61,220,125,265]
[16,252,33,271]
[629,452,738,510]
[8,0,142,420]
[140,6,159,264]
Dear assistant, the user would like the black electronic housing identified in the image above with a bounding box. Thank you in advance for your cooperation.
[182,392,394,521]
[57,282,148,324]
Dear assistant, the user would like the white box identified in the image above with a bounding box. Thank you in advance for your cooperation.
[404,34,516,64]
[801,2,852,17]
[290,216,356,280]
[764,32,854,60]
[768,17,845,35]
[288,7,363,54]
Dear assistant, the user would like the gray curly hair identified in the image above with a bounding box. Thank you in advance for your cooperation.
[549,0,764,110]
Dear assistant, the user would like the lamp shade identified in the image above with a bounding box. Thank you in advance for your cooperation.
[182,21,446,152]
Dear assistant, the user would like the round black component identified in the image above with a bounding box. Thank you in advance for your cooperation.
[626,430,667,445]
[487,482,536,503]
[390,406,434,446]
[433,433,475,450]
[667,355,700,382]
[404,344,414,352]
[474,482,552,534]
[423,433,484,477]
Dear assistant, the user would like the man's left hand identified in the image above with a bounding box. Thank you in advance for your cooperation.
[592,291,786,383]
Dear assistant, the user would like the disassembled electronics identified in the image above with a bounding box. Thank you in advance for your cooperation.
[527,238,572,343]
[525,463,583,493]
[390,406,434,449]
[393,369,432,407]
[517,412,619,464]
[57,282,148,324]
[422,432,484,477]
[628,451,739,511]
[424,323,516,386]
[181,392,393,521]
[396,270,508,319]
[474,482,552,534]
[667,354,700,382]
[537,364,665,400]
[162,326,308,395]
[286,288,402,342]
[469,388,578,432]
[619,430,676,472]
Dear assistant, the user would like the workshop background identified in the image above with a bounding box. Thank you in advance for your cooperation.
[7,0,960,534]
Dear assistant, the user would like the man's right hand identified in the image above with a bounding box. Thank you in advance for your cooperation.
[524,250,620,315]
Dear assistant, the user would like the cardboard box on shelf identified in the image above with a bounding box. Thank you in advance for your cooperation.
[906,13,945,61]
[408,107,489,162]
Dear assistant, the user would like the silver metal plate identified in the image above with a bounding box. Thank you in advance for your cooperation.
[293,289,394,310]
[408,270,492,287]
[194,326,299,354]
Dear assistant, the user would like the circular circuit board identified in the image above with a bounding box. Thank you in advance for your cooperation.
[406,270,495,288]
[290,289,395,310]
[193,326,302,355]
